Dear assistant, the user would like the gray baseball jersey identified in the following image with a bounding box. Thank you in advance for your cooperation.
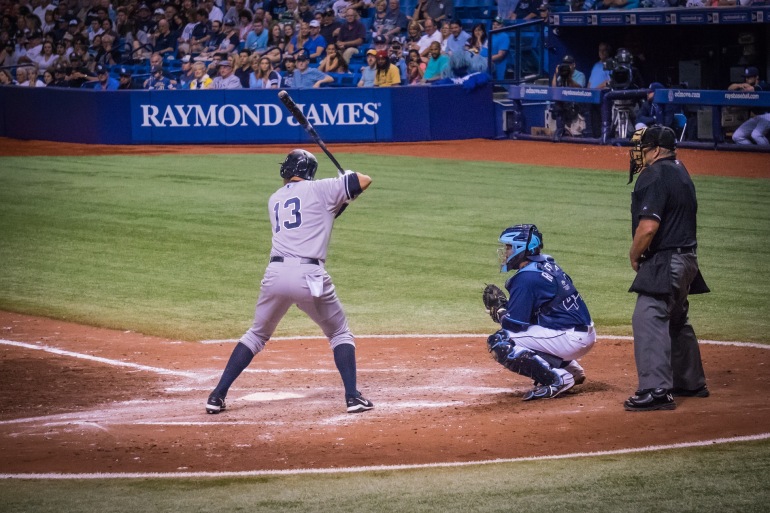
[238,174,361,354]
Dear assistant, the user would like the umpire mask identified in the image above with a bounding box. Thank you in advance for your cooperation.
[628,125,677,184]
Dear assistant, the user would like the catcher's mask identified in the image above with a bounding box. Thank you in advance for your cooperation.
[280,149,318,181]
[498,224,543,273]
[628,125,677,184]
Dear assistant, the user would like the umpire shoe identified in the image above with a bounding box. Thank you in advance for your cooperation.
[522,369,575,401]
[671,385,710,398]
[624,388,676,412]
[346,391,374,413]
[205,395,226,414]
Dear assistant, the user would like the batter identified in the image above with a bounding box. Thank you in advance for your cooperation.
[206,149,374,414]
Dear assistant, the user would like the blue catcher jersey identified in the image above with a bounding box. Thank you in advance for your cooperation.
[502,255,592,331]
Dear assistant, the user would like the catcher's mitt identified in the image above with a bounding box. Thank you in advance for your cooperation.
[482,284,508,323]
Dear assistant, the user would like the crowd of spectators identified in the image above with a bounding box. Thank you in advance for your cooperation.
[0,0,766,143]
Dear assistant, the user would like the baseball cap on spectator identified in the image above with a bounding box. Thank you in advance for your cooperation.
[181,54,191,63]
[295,50,309,61]
[119,66,132,76]
[562,54,575,64]
[493,16,504,24]
[283,53,295,62]
[218,59,233,67]
[373,35,386,45]
[224,18,236,26]
[96,65,108,74]
[366,49,377,57]
[743,66,759,78]
[390,39,402,48]
[648,82,664,90]
[323,8,335,15]
[376,49,388,59]
[69,19,79,25]
[309,20,320,27]
[151,64,163,73]
[154,8,165,15]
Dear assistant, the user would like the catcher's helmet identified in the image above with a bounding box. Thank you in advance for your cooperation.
[280,149,318,181]
[498,224,543,273]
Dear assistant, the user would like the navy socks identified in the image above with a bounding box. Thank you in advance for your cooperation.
[333,343,357,398]
[211,342,255,399]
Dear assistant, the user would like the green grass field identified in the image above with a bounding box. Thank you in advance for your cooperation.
[1,153,769,511]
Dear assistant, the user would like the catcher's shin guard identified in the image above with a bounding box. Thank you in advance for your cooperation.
[487,330,558,386]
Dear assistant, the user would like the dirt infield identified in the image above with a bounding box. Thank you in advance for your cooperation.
[0,138,768,475]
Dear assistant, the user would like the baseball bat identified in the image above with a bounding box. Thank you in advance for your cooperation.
[278,90,345,177]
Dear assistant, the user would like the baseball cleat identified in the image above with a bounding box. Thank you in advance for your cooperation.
[624,388,676,411]
[205,395,226,414]
[564,360,586,385]
[346,392,374,413]
[670,385,709,398]
[522,370,575,401]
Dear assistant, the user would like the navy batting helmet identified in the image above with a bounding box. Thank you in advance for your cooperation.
[498,224,543,272]
[280,149,318,181]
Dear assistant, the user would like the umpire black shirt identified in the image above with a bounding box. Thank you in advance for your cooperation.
[631,156,698,256]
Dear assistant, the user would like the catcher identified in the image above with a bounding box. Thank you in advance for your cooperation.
[483,224,596,401]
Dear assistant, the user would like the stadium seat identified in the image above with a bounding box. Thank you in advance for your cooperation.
[673,113,687,142]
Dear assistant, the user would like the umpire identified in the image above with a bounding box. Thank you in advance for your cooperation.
[624,125,710,412]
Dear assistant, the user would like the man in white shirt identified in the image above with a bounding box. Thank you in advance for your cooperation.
[416,17,441,58]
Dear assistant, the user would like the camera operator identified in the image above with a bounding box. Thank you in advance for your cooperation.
[550,55,586,141]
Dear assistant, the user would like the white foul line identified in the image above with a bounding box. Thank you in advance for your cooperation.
[0,339,199,379]
[1,433,768,480]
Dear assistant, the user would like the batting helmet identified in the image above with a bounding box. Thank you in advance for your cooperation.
[280,149,318,181]
[498,224,543,273]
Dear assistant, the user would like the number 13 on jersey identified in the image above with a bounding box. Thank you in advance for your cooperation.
[273,197,302,232]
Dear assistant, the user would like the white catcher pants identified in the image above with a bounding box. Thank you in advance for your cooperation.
[506,324,596,362]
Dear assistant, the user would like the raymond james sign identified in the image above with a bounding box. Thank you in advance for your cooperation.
[140,102,381,128]
[130,89,390,143]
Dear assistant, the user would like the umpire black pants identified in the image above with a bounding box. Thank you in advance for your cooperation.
[631,253,707,391]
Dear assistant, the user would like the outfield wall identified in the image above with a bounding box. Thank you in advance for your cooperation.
[0,84,494,145]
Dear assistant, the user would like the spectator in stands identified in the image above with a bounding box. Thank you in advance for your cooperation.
[42,68,54,86]
[268,21,287,50]
[211,57,244,88]
[1,41,18,68]
[292,49,334,87]
[384,0,409,41]
[132,4,156,60]
[318,41,349,72]
[280,52,296,87]
[33,39,57,71]
[144,64,176,89]
[245,16,269,52]
[423,40,448,82]
[389,39,407,83]
[497,0,518,19]
[551,55,586,141]
[233,49,252,86]
[189,8,211,54]
[262,44,284,66]
[190,61,214,88]
[249,55,281,87]
[406,54,424,84]
[489,16,509,80]
[64,53,92,87]
[287,20,310,54]
[217,19,241,54]
[206,0,226,23]
[374,48,400,86]
[238,9,255,40]
[416,17,441,58]
[412,0,454,24]
[178,54,196,87]
[200,19,225,57]
[101,18,119,42]
[403,20,422,52]
[115,8,136,56]
[297,0,315,23]
[268,0,290,21]
[93,63,118,89]
[445,19,469,56]
[13,66,28,86]
[634,82,675,131]
[117,66,136,89]
[467,22,487,56]
[358,48,377,86]
[305,20,327,62]
[511,0,541,20]
[320,8,341,44]
[96,34,121,67]
[730,67,769,146]
[224,0,248,26]
[334,8,366,63]
[151,18,177,58]
[0,68,13,85]
[49,65,70,87]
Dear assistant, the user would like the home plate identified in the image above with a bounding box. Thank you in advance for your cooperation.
[240,392,306,402]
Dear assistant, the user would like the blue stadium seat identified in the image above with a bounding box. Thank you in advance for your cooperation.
[673,113,687,142]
